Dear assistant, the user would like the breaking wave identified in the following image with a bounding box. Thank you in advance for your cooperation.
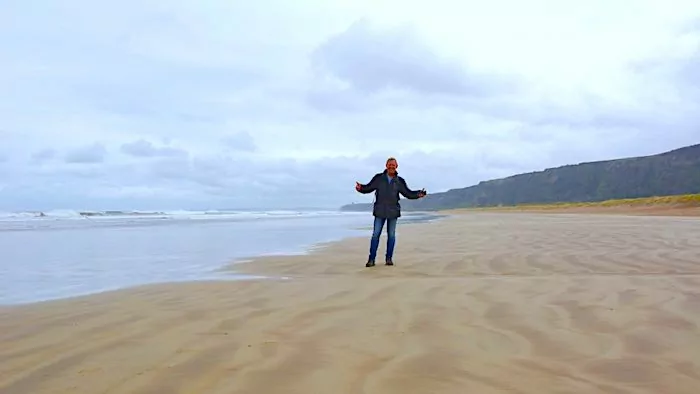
[0,209,356,219]
[0,209,368,231]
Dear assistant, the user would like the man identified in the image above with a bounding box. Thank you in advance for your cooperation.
[355,157,427,267]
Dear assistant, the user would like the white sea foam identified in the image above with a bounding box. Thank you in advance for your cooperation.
[0,209,368,231]
[0,208,355,220]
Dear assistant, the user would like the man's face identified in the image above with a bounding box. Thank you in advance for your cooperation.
[386,160,398,174]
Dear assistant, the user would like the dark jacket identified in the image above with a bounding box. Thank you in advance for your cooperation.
[357,170,422,219]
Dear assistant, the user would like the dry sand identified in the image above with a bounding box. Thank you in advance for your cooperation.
[2,211,700,394]
[457,204,700,217]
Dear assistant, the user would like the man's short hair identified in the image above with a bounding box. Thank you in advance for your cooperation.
[386,157,397,163]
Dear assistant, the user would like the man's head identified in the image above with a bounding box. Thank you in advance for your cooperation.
[385,157,398,175]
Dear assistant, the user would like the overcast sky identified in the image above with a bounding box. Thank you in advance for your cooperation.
[2,0,700,211]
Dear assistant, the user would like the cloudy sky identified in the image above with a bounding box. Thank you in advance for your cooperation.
[2,0,700,211]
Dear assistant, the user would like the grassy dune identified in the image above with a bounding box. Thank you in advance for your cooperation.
[449,193,700,212]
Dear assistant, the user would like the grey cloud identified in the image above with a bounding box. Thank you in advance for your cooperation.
[221,131,257,152]
[311,19,516,97]
[120,139,188,158]
[597,44,700,151]
[70,63,264,122]
[307,15,699,146]
[305,87,369,113]
[305,19,524,115]
[52,165,107,179]
[2,1,268,133]
[679,17,700,36]
[147,155,243,192]
[31,148,56,163]
[628,29,700,99]
[138,152,363,209]
[0,130,9,162]
[674,49,700,98]
[64,143,107,164]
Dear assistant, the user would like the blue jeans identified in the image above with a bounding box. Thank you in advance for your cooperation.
[368,216,397,261]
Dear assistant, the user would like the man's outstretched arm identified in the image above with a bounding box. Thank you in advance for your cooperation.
[356,174,379,194]
[398,177,426,199]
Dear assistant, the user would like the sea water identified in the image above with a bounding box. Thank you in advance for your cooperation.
[0,209,441,305]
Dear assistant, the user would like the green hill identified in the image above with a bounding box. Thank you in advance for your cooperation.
[340,143,700,212]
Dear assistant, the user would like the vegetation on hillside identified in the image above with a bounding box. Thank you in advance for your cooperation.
[340,143,700,212]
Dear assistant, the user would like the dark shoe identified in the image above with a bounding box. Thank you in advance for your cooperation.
[385,258,394,266]
[366,259,375,267]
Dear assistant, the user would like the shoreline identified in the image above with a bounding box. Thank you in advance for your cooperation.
[3,205,693,308]
[3,209,700,393]
[0,211,445,308]
[224,211,453,278]
[2,205,693,308]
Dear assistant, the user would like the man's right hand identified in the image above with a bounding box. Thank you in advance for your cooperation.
[355,181,362,191]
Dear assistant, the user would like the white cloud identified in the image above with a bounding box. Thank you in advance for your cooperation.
[1,0,700,211]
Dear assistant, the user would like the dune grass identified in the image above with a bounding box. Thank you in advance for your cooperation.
[458,193,700,211]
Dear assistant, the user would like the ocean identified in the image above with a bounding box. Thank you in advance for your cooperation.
[0,209,442,305]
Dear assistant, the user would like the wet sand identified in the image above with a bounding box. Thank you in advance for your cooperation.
[2,212,700,393]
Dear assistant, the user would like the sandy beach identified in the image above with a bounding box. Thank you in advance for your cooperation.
[2,210,700,394]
